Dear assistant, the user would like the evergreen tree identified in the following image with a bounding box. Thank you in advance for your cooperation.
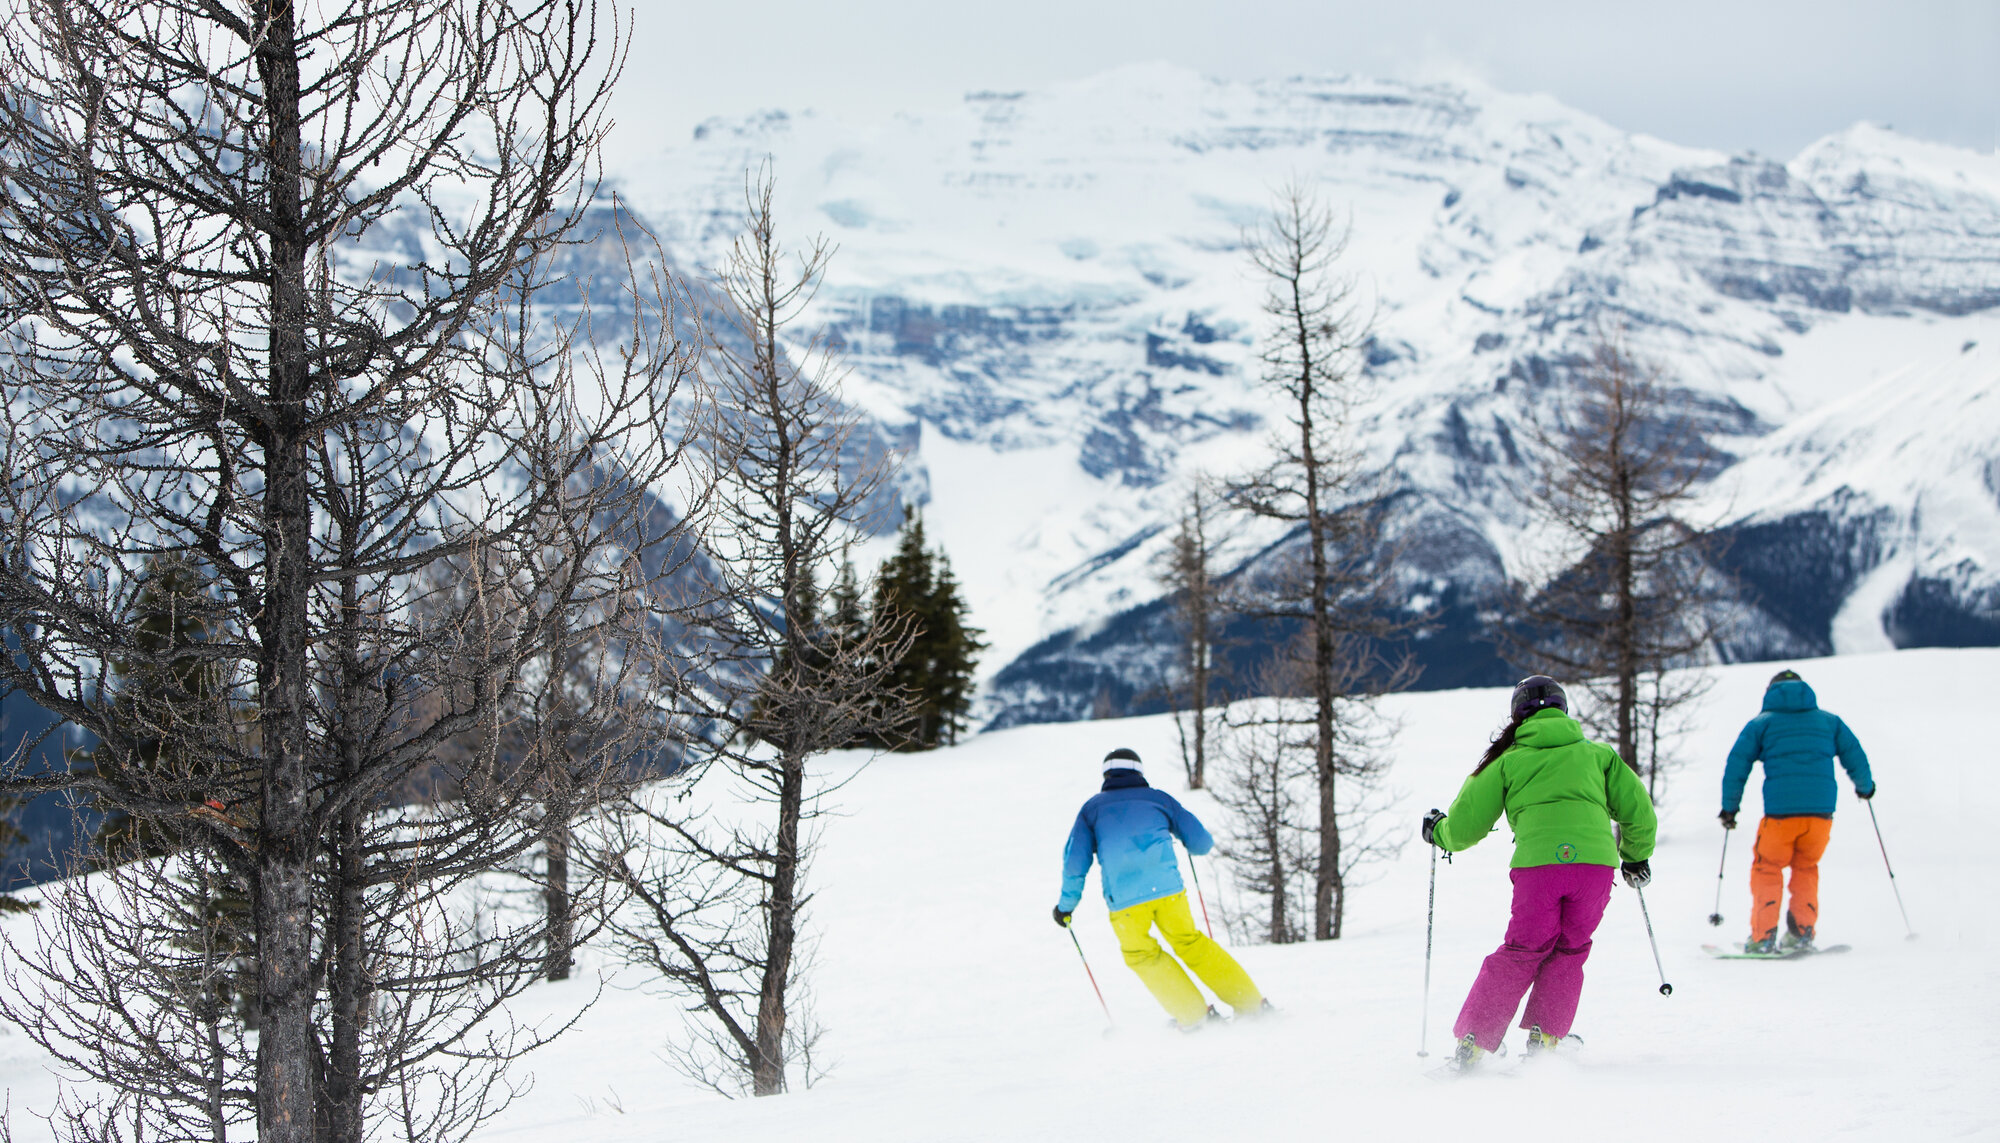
[71,556,260,1017]
[828,555,867,647]
[76,557,233,862]
[0,799,35,913]
[870,509,984,750]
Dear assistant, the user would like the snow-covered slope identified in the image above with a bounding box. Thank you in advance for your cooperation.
[1706,326,2000,655]
[7,650,1983,1140]
[609,65,2000,726]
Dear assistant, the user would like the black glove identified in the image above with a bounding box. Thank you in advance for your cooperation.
[1718,810,1737,830]
[1620,859,1651,890]
[1052,905,1072,929]
[1856,786,1875,801]
[1421,808,1446,848]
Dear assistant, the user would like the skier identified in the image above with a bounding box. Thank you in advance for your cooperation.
[1422,676,1656,1070]
[1052,747,1266,1030]
[1720,668,1874,954]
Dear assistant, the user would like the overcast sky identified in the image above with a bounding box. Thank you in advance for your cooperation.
[603,0,1997,164]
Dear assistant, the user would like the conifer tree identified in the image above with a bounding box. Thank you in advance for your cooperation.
[0,802,36,913]
[870,508,984,750]
[76,556,233,863]
[70,555,262,1022]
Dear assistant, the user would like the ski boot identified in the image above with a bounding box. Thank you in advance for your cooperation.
[1780,917,1816,953]
[1171,1005,1225,1034]
[1523,1025,1582,1057]
[1743,934,1778,955]
[1451,1033,1486,1072]
[1238,998,1279,1021]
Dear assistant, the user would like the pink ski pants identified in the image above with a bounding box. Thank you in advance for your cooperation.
[1452,862,1615,1051]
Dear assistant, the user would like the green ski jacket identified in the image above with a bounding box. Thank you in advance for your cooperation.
[1434,708,1657,868]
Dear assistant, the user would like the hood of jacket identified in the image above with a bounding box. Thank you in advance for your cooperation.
[1763,679,1819,714]
[1512,707,1584,749]
[1101,768,1149,791]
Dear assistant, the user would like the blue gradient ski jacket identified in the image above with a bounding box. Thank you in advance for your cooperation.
[1722,678,1874,817]
[1057,770,1212,913]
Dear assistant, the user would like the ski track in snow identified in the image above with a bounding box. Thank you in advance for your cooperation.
[4,649,1991,1140]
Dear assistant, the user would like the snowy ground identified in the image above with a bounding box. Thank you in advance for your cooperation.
[4,648,1995,1140]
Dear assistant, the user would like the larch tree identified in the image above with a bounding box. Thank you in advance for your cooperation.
[1157,478,1227,789]
[1227,181,1411,941]
[0,0,699,1138]
[594,169,914,1097]
[1503,332,1725,799]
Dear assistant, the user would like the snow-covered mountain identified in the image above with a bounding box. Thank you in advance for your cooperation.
[610,64,2000,728]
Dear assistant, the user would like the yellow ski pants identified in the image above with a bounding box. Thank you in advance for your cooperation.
[1108,891,1262,1026]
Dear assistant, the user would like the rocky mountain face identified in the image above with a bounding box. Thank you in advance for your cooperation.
[10,68,1992,802]
[607,65,2000,730]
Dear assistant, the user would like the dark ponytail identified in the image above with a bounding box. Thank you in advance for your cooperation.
[1478,674,1568,774]
[1473,711,1528,775]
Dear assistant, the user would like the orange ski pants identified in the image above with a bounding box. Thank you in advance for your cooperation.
[1750,815,1833,942]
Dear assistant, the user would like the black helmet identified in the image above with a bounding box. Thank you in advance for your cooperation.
[1510,675,1568,720]
[1768,668,1803,687]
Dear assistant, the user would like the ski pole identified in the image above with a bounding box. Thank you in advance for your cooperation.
[1418,843,1437,1057]
[1707,828,1731,926]
[1865,799,1917,940]
[1188,855,1214,939]
[1066,925,1113,1028]
[1635,887,1672,996]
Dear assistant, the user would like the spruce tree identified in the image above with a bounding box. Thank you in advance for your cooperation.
[79,557,232,862]
[870,509,984,750]
[0,802,34,913]
[73,556,259,1015]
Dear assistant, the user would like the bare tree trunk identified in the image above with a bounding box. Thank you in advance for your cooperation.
[1163,483,1222,790]
[326,804,367,1143]
[545,815,574,983]
[1188,489,1214,790]
[1615,521,1640,774]
[247,5,319,1135]
[753,752,805,1095]
[1291,249,1345,944]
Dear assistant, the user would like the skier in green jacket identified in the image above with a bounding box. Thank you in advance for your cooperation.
[1422,675,1658,1071]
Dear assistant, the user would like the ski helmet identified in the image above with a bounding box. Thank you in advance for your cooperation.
[1509,675,1568,721]
[1102,747,1143,774]
[1768,668,1803,687]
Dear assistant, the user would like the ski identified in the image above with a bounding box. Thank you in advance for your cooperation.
[1701,943,1851,960]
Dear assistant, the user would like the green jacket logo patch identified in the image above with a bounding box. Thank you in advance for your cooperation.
[1556,843,1577,863]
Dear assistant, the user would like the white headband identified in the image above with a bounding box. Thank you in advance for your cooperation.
[1102,752,1143,774]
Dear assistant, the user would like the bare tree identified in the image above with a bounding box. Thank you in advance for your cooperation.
[1503,332,1725,798]
[1157,479,1227,790]
[0,1,699,1139]
[1228,181,1411,940]
[594,170,912,1098]
[1208,693,1313,944]
[1,843,257,1143]
[1209,631,1407,945]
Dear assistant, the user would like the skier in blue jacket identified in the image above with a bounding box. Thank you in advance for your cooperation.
[1053,748,1265,1029]
[1721,669,1874,952]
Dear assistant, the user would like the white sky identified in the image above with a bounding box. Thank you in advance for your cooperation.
[600,0,1997,168]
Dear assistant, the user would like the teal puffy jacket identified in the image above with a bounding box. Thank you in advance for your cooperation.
[1722,679,1873,817]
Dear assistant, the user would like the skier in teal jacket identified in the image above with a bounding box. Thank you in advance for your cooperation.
[1720,669,1874,952]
